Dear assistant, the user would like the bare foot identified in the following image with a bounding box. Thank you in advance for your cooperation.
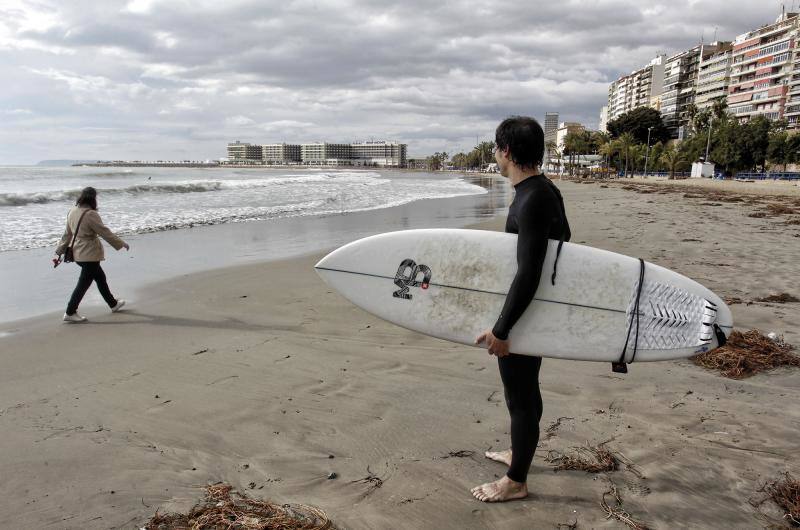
[471,475,528,502]
[485,449,512,466]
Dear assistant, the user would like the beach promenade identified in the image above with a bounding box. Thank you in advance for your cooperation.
[0,179,798,528]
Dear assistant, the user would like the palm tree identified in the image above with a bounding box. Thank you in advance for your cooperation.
[629,144,647,175]
[552,147,563,175]
[712,97,728,122]
[683,103,699,136]
[545,140,557,172]
[598,141,618,177]
[563,134,577,176]
[617,133,636,178]
[661,147,687,179]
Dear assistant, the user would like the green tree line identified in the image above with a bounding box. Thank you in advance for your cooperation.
[597,101,797,177]
[426,102,798,176]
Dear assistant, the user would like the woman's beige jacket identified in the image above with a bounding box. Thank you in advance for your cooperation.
[55,206,126,262]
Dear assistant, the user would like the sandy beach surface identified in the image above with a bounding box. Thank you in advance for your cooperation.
[1,178,799,529]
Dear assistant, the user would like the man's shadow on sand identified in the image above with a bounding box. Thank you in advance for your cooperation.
[85,310,302,333]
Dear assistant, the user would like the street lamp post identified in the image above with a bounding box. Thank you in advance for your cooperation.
[705,118,713,162]
[643,126,654,178]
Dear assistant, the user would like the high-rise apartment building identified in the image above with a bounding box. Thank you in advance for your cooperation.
[658,43,729,138]
[606,55,666,123]
[598,106,609,132]
[695,43,734,112]
[544,112,559,144]
[729,13,798,125]
[661,43,729,138]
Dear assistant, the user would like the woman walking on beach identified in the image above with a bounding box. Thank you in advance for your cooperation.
[55,187,129,322]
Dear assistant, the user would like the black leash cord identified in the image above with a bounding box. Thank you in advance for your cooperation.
[613,258,645,373]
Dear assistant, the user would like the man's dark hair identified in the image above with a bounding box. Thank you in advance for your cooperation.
[76,186,98,210]
[495,116,545,169]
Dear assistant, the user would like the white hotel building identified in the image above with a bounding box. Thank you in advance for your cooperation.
[227,141,408,167]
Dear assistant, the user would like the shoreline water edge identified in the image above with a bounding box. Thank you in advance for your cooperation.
[0,168,510,324]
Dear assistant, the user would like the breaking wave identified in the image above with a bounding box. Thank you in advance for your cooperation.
[0,174,390,207]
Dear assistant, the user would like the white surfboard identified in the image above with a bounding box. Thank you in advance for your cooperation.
[314,229,733,362]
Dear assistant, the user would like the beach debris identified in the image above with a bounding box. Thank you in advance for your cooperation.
[692,329,799,379]
[440,450,475,459]
[546,444,619,473]
[767,203,797,215]
[754,293,799,304]
[544,416,575,439]
[327,472,337,480]
[751,473,800,527]
[348,466,383,497]
[192,348,209,356]
[600,481,651,530]
[142,482,333,530]
[556,518,578,530]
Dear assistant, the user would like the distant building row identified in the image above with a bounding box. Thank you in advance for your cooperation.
[602,11,800,137]
[226,141,408,167]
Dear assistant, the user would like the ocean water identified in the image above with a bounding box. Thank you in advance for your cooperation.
[0,166,488,252]
[0,166,512,324]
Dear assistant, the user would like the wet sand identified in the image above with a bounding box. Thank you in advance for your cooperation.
[1,179,798,529]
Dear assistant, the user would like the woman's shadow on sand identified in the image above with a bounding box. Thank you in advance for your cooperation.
[87,310,302,332]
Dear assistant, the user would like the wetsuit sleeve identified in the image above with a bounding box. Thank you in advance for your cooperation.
[492,195,552,341]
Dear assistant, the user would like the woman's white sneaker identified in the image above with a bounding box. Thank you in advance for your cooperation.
[63,312,87,322]
[111,300,126,313]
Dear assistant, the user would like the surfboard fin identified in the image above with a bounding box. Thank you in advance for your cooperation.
[611,362,628,374]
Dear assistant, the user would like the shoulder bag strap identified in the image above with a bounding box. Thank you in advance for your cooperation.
[69,210,90,250]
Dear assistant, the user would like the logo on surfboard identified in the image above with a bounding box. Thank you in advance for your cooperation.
[393,259,432,300]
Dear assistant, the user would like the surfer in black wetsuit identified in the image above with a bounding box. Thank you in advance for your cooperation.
[472,116,571,503]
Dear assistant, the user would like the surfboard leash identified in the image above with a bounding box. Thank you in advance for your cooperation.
[550,239,565,285]
[612,258,646,374]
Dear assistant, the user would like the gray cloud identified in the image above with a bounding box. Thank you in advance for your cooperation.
[0,0,785,163]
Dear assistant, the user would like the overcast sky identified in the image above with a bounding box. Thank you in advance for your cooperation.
[0,0,785,164]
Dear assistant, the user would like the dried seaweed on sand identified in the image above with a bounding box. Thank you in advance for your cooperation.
[767,203,797,215]
[601,481,651,530]
[692,330,800,379]
[751,473,800,527]
[546,444,618,473]
[348,466,384,498]
[143,482,333,530]
[754,293,800,303]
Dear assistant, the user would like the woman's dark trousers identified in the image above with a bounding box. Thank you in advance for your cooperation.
[66,262,117,315]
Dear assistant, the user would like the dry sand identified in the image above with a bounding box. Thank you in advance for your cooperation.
[1,179,798,529]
